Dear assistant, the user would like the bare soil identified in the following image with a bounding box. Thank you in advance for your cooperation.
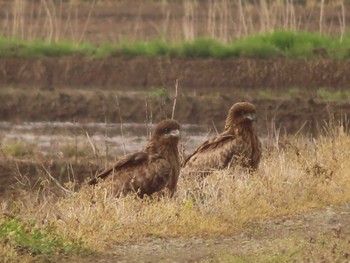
[1,57,350,89]
[1,57,350,136]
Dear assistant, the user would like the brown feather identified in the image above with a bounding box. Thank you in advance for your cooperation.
[89,119,181,197]
[183,102,262,177]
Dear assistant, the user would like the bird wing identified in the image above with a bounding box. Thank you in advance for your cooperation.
[184,134,235,166]
[88,151,148,185]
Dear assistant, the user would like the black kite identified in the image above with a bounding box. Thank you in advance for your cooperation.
[89,119,181,197]
[182,102,261,177]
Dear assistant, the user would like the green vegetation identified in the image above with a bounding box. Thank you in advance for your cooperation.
[256,87,350,101]
[59,143,92,159]
[1,31,350,59]
[0,217,86,261]
[1,140,36,158]
[316,88,350,101]
[149,87,169,98]
[257,87,303,100]
[0,38,93,58]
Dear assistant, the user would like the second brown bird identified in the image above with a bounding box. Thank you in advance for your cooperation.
[182,102,262,178]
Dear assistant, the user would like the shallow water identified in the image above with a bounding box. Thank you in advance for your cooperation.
[0,121,214,158]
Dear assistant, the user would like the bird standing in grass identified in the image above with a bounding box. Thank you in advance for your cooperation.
[89,119,181,198]
[182,102,261,177]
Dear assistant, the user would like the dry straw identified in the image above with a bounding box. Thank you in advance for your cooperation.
[0,0,347,43]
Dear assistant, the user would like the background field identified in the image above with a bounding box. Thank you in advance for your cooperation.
[0,0,349,43]
[0,1,350,262]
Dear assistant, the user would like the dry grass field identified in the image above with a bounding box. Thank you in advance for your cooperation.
[1,122,350,262]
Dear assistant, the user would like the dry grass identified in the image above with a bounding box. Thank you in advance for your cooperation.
[0,124,350,261]
[0,0,347,43]
[0,244,32,263]
[205,232,350,262]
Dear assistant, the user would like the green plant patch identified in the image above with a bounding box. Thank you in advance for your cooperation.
[0,38,93,58]
[149,87,169,97]
[316,88,350,101]
[60,144,92,159]
[1,140,36,158]
[231,36,281,59]
[1,31,350,59]
[0,218,86,255]
[256,87,303,100]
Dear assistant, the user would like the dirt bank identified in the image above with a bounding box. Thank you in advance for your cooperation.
[1,57,350,89]
[1,86,349,136]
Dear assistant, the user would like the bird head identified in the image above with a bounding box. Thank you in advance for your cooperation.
[225,102,257,129]
[152,119,181,145]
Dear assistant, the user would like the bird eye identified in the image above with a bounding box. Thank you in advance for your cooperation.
[236,110,245,116]
[164,128,170,133]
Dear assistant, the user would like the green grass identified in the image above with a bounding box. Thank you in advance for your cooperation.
[1,140,36,158]
[316,88,350,101]
[149,86,169,98]
[256,87,350,101]
[257,87,303,100]
[0,217,86,256]
[1,31,350,59]
[0,38,94,58]
[59,143,93,159]
[229,31,350,59]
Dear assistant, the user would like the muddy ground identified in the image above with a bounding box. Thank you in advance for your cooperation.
[2,57,350,89]
[1,57,350,136]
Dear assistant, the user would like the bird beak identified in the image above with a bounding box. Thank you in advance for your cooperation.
[170,129,180,137]
[245,113,257,122]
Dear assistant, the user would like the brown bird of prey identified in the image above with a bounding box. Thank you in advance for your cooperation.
[182,102,261,177]
[89,119,181,198]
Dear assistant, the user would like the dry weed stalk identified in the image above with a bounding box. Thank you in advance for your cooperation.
[2,0,96,42]
[145,98,153,138]
[171,79,178,120]
[338,0,346,42]
[237,0,248,37]
[115,95,127,155]
[78,0,96,43]
[101,101,109,168]
[183,0,196,41]
[86,131,98,159]
[182,0,337,42]
[0,1,347,42]
[320,0,325,34]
